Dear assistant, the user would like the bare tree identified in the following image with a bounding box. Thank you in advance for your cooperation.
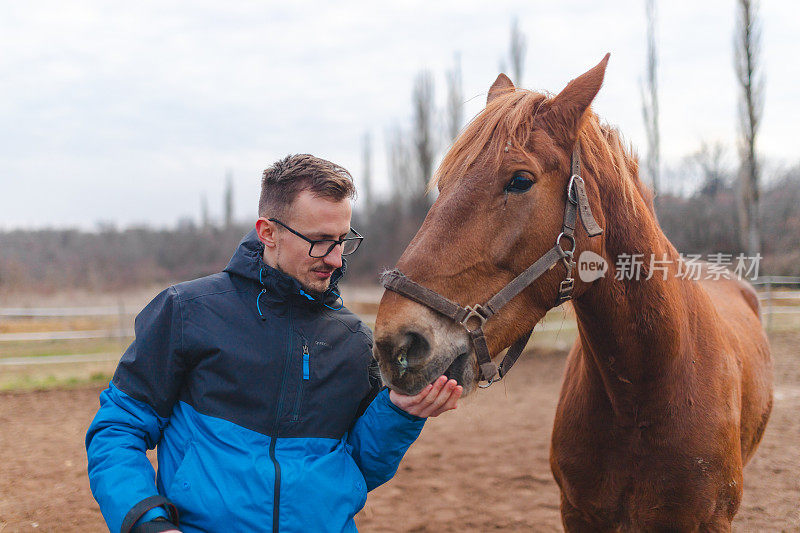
[223,170,234,228]
[734,0,764,255]
[641,0,661,204]
[692,142,730,198]
[361,131,373,213]
[412,70,436,213]
[200,193,210,229]
[446,52,463,143]
[509,17,527,86]
[386,124,414,204]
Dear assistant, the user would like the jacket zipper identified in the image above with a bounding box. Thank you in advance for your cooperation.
[291,344,310,422]
[269,304,294,533]
[268,429,280,533]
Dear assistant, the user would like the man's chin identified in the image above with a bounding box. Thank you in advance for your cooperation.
[301,278,331,296]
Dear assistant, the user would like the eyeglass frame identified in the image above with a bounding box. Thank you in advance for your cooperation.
[268,218,363,258]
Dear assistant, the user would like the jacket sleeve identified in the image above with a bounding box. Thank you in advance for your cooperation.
[346,386,426,492]
[86,286,188,533]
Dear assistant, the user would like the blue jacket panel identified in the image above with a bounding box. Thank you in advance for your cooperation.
[86,384,170,533]
[86,230,425,532]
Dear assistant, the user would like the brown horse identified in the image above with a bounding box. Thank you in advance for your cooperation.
[373,55,773,531]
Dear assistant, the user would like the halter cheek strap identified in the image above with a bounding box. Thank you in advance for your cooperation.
[381,143,602,385]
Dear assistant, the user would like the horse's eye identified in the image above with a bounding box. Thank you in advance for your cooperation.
[504,173,534,193]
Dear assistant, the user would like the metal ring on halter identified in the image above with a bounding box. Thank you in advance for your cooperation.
[556,232,576,256]
[478,374,502,388]
[459,304,489,333]
[567,174,581,204]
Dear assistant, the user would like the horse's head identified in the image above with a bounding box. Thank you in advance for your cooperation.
[374,55,611,396]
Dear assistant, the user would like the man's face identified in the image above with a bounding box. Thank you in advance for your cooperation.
[260,190,352,294]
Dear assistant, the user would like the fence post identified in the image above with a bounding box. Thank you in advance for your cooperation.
[765,277,773,333]
[117,300,126,350]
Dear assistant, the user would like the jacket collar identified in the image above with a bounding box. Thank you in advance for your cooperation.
[223,229,346,309]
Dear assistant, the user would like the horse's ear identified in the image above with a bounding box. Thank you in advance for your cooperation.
[547,53,610,143]
[487,73,515,105]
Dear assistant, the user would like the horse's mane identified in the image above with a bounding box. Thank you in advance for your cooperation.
[580,114,652,217]
[432,88,654,217]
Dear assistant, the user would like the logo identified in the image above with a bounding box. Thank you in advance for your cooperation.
[578,251,608,282]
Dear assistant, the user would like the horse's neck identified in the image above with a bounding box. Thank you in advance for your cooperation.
[571,200,693,419]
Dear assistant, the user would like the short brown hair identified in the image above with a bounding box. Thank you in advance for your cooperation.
[259,154,356,219]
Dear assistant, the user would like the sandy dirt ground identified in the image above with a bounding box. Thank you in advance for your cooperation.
[1,332,798,532]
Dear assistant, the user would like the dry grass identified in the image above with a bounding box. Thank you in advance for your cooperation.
[0,316,124,334]
[0,371,113,392]
[0,338,131,359]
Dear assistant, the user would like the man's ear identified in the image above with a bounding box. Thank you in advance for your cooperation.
[256,218,278,249]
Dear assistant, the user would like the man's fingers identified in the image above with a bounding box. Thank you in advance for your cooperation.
[430,383,461,417]
[420,379,459,417]
[389,382,433,412]
[407,383,433,406]
[438,385,462,413]
[389,375,463,417]
[418,376,447,408]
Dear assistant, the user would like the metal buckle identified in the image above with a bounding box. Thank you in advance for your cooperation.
[556,278,574,305]
[559,278,574,294]
[567,174,582,204]
[460,304,489,332]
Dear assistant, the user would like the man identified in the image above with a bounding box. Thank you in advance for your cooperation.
[86,154,462,533]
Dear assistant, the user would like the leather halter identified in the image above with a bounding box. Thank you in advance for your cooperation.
[381,143,603,386]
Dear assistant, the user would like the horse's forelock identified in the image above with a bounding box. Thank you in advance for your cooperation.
[431,85,653,224]
[431,90,549,190]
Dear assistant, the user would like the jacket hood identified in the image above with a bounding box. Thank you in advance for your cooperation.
[223,229,346,309]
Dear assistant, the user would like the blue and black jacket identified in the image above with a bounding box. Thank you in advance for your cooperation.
[86,230,425,533]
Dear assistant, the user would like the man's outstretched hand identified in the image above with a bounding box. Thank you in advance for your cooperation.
[389,376,463,418]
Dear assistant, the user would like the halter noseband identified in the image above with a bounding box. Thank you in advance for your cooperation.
[380,143,603,387]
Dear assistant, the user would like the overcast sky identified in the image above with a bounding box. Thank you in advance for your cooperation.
[1,1,797,230]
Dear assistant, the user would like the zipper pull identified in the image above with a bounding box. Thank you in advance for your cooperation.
[302,345,310,380]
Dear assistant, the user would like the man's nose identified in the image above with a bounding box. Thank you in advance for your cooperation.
[323,244,343,269]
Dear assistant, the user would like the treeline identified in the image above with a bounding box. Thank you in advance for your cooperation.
[1,161,798,294]
[656,159,800,276]
[0,224,250,292]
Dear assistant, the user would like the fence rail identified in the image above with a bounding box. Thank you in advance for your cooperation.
[2,276,798,368]
[752,276,800,331]
[0,307,134,317]
[762,307,800,315]
[0,329,134,342]
[0,353,119,366]
[750,276,800,285]
[758,292,800,300]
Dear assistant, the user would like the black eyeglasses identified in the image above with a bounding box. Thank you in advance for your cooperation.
[269,218,363,258]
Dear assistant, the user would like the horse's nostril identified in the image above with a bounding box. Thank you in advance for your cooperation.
[375,339,394,362]
[375,331,430,377]
[400,331,429,363]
